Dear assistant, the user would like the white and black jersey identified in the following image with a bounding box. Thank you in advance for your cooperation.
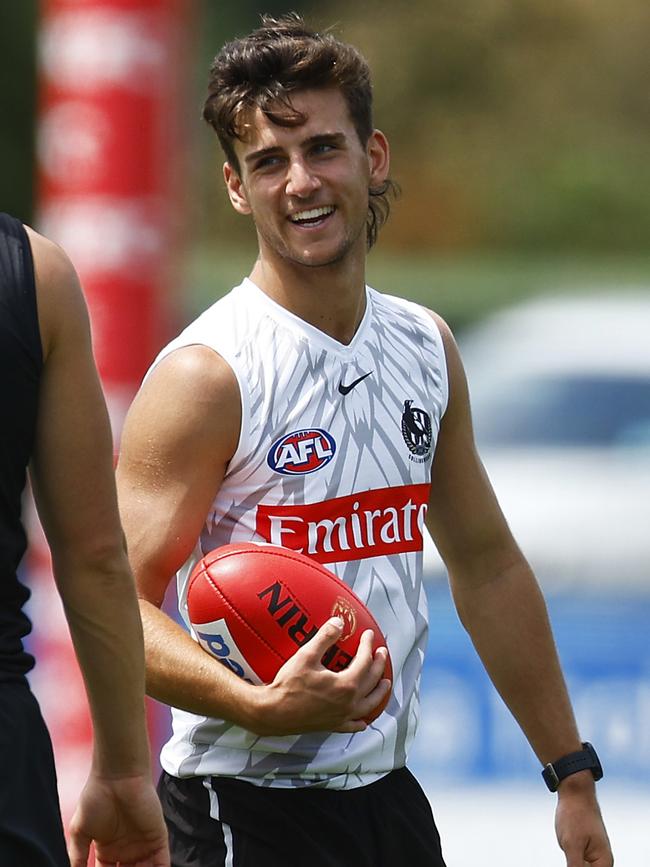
[153,278,448,789]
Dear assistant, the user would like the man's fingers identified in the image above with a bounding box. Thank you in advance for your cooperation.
[563,841,614,867]
[351,643,387,695]
[347,631,389,689]
[300,620,389,705]
[362,677,392,715]
[334,718,368,734]
[67,831,90,867]
[561,837,591,867]
[370,645,389,678]
[333,677,392,733]
[345,629,377,674]
[300,616,344,662]
[305,623,387,681]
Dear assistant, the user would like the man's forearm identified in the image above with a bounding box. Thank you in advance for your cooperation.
[56,552,153,776]
[450,558,582,765]
[137,598,260,727]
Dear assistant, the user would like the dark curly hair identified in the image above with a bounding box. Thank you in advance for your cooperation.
[203,13,397,249]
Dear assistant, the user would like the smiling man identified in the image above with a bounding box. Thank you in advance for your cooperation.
[116,13,613,867]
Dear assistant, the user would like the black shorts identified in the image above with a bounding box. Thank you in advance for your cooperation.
[0,681,70,867]
[158,767,447,867]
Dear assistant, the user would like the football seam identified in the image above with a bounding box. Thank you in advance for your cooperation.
[209,546,386,635]
[214,545,371,604]
[236,547,384,633]
[197,568,287,665]
[199,545,387,647]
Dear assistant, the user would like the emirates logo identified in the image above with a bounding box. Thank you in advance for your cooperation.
[331,597,357,641]
[255,482,431,564]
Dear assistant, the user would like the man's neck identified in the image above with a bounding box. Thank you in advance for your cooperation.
[248,256,368,346]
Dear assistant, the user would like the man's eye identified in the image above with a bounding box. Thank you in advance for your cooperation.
[255,156,282,170]
[312,143,335,155]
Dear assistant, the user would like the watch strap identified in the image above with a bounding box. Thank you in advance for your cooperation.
[542,742,603,792]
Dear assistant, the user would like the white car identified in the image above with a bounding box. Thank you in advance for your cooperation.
[424,292,650,591]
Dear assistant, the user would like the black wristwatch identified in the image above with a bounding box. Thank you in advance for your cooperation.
[542,742,603,792]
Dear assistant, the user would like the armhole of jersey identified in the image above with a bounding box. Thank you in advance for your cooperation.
[19,223,43,370]
[212,345,249,474]
[421,311,450,418]
[380,290,451,419]
[434,317,450,417]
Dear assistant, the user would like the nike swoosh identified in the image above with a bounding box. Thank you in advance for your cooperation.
[338,370,373,395]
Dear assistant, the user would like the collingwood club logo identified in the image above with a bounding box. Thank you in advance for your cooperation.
[401,399,432,461]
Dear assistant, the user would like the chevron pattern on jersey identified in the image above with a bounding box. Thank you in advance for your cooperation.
[154,279,448,789]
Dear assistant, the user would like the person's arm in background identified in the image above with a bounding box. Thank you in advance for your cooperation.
[425,313,612,867]
[26,227,169,867]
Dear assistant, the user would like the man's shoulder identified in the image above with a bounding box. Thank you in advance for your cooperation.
[140,343,240,422]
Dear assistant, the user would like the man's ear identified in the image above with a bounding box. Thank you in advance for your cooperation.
[367,129,390,187]
[223,162,252,215]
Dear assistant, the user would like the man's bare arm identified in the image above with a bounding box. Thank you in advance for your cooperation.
[425,313,612,867]
[29,228,150,773]
[26,227,169,866]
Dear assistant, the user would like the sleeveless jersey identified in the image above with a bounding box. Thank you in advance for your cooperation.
[156,278,448,789]
[0,214,42,681]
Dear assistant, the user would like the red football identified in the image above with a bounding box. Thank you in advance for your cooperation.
[186,542,392,723]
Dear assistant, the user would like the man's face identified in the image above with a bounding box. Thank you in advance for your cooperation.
[224,88,389,270]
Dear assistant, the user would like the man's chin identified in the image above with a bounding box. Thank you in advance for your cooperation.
[257,226,364,270]
[286,240,358,269]
[292,254,347,269]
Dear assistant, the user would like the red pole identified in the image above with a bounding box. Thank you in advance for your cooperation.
[31,0,191,824]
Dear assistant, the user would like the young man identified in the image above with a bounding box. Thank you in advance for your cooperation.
[116,14,613,867]
[0,213,170,867]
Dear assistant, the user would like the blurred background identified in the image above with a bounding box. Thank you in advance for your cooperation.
[3,1,649,863]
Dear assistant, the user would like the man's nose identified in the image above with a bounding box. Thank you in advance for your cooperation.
[285,158,320,197]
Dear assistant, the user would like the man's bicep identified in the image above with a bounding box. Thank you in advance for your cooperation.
[426,431,514,578]
[116,347,240,606]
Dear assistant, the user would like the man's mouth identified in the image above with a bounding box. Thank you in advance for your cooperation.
[289,205,335,226]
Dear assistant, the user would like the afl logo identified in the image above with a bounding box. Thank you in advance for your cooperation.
[267,428,336,475]
[401,400,432,457]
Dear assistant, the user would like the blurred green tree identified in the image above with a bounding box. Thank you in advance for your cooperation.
[0,1,37,222]
[4,1,648,258]
[327,0,650,252]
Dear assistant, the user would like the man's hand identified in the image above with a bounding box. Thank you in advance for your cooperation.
[248,617,391,736]
[68,773,170,867]
[554,774,613,866]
